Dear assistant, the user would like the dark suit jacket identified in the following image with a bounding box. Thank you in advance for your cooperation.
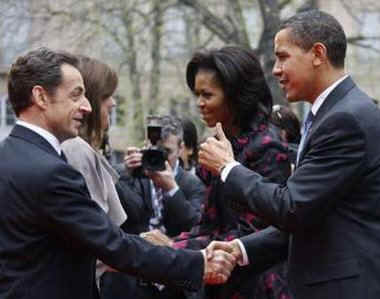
[0,125,203,299]
[116,165,205,237]
[225,77,380,299]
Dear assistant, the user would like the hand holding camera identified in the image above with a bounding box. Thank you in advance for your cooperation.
[146,161,178,192]
[125,116,169,177]
[124,146,143,173]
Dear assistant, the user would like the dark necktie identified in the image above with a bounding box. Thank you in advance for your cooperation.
[296,111,314,166]
[60,151,68,163]
[149,186,166,233]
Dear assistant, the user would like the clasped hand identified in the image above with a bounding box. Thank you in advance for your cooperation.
[203,240,243,284]
[140,230,241,285]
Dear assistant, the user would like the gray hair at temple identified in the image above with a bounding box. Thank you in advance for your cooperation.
[160,115,184,145]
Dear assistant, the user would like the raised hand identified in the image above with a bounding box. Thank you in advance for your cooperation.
[203,249,236,285]
[198,122,235,176]
[146,161,178,191]
[124,146,143,171]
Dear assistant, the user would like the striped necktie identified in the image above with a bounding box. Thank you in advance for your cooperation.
[296,111,314,166]
[60,151,68,162]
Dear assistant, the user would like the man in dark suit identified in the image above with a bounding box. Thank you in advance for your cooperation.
[0,48,235,299]
[117,115,205,237]
[200,10,380,299]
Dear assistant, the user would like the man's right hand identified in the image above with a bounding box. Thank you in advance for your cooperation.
[205,240,243,264]
[202,248,236,285]
[124,146,143,171]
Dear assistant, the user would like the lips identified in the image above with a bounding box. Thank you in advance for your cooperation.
[73,118,84,126]
[279,79,288,90]
[200,112,210,121]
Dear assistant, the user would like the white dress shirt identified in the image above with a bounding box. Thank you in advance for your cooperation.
[16,120,62,155]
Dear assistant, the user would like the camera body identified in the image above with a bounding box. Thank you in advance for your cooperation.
[140,115,168,172]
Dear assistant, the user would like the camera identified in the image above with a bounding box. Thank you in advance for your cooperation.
[140,115,168,172]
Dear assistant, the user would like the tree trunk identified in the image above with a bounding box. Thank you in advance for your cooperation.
[257,0,285,105]
[149,0,164,115]
[178,0,243,45]
[227,0,250,47]
[124,11,144,142]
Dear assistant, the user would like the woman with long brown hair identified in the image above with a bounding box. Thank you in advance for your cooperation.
[61,55,126,287]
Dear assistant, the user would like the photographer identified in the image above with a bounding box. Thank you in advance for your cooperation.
[117,115,205,238]
[100,115,206,299]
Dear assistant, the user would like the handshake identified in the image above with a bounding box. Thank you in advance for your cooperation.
[140,230,243,285]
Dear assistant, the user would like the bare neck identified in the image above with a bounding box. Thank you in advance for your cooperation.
[309,67,346,104]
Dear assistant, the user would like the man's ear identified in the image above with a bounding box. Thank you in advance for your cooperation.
[312,42,327,67]
[31,85,49,109]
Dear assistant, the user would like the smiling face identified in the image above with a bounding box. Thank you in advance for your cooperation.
[44,64,92,142]
[193,70,233,129]
[272,28,317,103]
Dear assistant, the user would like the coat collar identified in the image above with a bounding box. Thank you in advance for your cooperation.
[312,76,355,126]
[298,76,356,165]
[10,124,62,159]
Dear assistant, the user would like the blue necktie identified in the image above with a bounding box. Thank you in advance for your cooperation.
[60,151,68,163]
[296,111,314,166]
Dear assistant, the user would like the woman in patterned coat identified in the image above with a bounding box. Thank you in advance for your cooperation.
[173,46,292,299]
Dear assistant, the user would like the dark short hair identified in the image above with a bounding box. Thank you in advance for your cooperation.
[271,105,301,143]
[181,117,199,167]
[76,55,118,148]
[181,118,198,151]
[186,46,273,130]
[8,47,79,116]
[160,115,183,145]
[280,10,346,68]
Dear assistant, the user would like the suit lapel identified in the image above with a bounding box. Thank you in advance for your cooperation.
[143,178,153,210]
[10,125,61,159]
[298,76,356,164]
[175,165,184,185]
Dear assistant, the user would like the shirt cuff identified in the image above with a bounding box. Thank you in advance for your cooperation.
[166,186,179,197]
[220,161,240,182]
[235,239,249,266]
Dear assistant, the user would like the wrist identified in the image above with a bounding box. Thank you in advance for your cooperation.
[201,249,208,280]
[218,164,226,176]
[162,180,177,192]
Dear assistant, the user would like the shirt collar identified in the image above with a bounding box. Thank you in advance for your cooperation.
[16,120,62,155]
[173,159,179,177]
[311,74,349,116]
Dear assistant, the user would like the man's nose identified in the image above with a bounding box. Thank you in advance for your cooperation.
[272,60,282,77]
[80,96,92,114]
